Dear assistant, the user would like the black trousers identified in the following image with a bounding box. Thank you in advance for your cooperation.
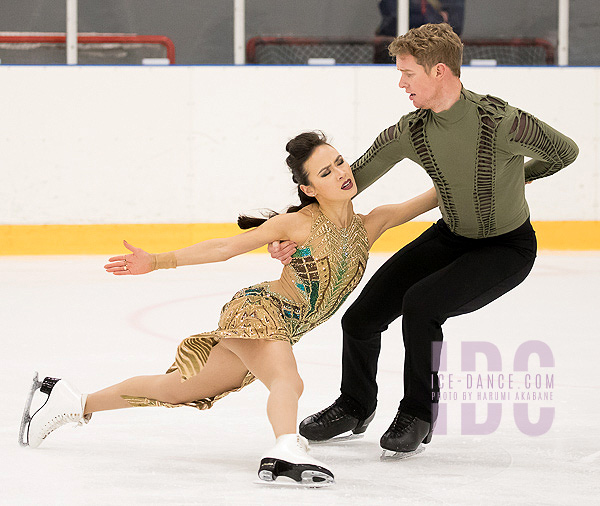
[340,218,537,423]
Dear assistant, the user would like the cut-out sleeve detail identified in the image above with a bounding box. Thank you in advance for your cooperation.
[351,120,409,195]
[507,110,579,182]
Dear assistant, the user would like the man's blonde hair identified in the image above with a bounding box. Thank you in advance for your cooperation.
[389,23,463,77]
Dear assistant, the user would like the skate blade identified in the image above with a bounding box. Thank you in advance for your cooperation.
[18,372,42,447]
[256,470,334,488]
[309,432,365,445]
[380,445,426,460]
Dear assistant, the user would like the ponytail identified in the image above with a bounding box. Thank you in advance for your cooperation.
[237,210,277,230]
[237,188,318,230]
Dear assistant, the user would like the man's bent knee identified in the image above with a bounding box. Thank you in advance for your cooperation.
[402,285,439,321]
[341,309,390,337]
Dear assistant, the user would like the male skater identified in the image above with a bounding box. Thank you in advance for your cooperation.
[271,23,578,454]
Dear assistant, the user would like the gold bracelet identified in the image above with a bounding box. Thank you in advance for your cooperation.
[151,252,177,270]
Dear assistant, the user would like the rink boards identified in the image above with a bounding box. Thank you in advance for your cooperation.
[1,65,597,253]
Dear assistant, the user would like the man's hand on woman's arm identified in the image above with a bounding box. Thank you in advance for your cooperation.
[268,240,298,265]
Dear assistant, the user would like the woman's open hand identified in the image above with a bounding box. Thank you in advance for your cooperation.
[104,240,153,275]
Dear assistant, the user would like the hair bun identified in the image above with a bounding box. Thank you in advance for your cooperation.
[285,131,327,168]
[285,138,295,155]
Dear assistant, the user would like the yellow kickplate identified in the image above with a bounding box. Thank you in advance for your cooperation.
[1,221,599,255]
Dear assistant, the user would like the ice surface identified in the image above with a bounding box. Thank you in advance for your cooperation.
[1,253,599,505]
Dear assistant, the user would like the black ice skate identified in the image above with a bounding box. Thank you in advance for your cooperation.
[258,434,334,487]
[380,410,432,460]
[19,372,90,448]
[299,397,375,442]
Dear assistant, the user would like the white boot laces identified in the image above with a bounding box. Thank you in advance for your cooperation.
[41,394,90,439]
[296,434,310,453]
[41,411,83,439]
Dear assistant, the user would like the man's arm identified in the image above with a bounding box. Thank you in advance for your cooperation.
[351,121,411,195]
[362,187,438,248]
[506,110,579,182]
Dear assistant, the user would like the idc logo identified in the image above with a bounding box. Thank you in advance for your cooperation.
[432,340,555,436]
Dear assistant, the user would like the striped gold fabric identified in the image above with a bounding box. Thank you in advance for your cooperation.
[122,204,369,410]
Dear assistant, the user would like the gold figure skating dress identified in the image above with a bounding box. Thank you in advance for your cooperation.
[123,204,369,410]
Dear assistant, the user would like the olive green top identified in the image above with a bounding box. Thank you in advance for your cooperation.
[352,88,579,238]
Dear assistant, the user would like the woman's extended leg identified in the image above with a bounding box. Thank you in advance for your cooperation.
[84,342,250,414]
[219,338,303,437]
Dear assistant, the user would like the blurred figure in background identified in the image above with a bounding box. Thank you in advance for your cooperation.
[376,0,466,36]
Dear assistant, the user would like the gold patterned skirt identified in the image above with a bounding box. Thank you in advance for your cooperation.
[122,284,305,411]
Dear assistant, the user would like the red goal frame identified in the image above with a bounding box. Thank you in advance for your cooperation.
[0,33,176,64]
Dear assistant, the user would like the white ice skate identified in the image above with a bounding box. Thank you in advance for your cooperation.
[258,433,334,487]
[19,372,91,448]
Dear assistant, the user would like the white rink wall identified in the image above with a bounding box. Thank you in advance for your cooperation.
[0,65,596,225]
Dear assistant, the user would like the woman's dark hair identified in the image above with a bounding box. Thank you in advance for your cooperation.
[237,131,327,229]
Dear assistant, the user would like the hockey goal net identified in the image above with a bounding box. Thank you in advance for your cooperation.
[0,32,175,65]
[246,36,554,66]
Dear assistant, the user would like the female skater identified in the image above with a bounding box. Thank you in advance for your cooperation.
[20,131,438,486]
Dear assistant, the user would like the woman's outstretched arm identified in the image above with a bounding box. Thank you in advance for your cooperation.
[362,187,439,249]
[104,212,310,275]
